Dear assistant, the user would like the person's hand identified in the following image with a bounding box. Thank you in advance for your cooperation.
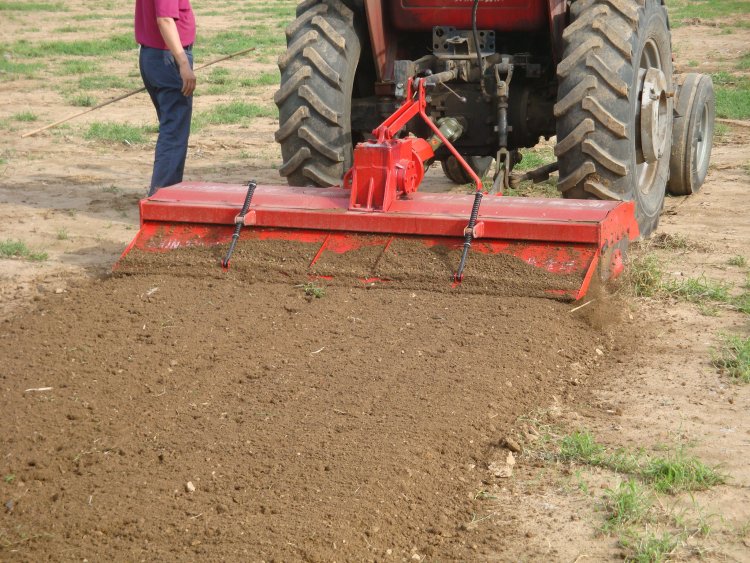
[178,60,196,97]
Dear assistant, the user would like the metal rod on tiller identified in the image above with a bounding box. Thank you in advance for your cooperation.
[221,180,257,269]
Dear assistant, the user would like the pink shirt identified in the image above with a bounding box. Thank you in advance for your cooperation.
[135,0,196,50]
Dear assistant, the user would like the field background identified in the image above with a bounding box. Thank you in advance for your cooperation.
[1,0,750,560]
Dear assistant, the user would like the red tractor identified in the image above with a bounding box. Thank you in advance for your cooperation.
[274,0,715,237]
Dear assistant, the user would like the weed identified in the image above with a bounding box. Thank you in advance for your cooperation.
[13,111,38,122]
[714,76,750,120]
[474,490,498,501]
[731,291,750,315]
[8,32,134,58]
[60,59,100,75]
[514,146,555,172]
[627,254,664,297]
[101,185,121,194]
[697,303,720,317]
[642,450,725,494]
[714,122,730,140]
[239,71,280,88]
[302,282,326,299]
[78,74,129,90]
[84,122,149,144]
[560,431,605,465]
[661,276,731,303]
[0,239,48,261]
[0,58,44,78]
[56,228,68,241]
[620,530,679,563]
[712,334,750,382]
[669,0,750,25]
[3,474,14,484]
[603,480,652,530]
[193,101,278,130]
[728,255,747,267]
[69,94,96,107]
[649,232,695,251]
[0,1,65,10]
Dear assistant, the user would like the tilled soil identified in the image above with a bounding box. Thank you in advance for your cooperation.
[0,247,627,561]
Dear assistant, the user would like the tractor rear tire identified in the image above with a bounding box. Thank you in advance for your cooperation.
[667,73,715,195]
[440,155,494,185]
[274,0,360,187]
[555,0,674,237]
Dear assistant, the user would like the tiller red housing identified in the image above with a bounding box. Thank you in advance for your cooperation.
[120,79,639,300]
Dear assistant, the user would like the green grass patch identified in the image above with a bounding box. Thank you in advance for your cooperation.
[560,431,606,465]
[84,122,150,144]
[302,282,326,299]
[627,252,740,307]
[643,450,725,494]
[712,334,750,382]
[558,432,723,494]
[239,71,280,88]
[198,27,285,57]
[68,94,97,107]
[0,1,65,10]
[714,75,750,120]
[620,530,679,563]
[60,59,100,75]
[12,111,38,122]
[668,0,750,26]
[0,58,44,78]
[193,100,277,130]
[603,480,652,530]
[78,74,130,90]
[7,32,134,58]
[56,228,68,241]
[728,255,747,267]
[515,146,555,172]
[661,276,731,303]
[54,25,83,33]
[0,239,48,261]
[627,254,665,297]
[731,291,750,314]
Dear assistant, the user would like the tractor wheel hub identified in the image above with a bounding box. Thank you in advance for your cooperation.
[640,67,669,163]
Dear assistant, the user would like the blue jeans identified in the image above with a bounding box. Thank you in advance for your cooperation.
[139,46,193,196]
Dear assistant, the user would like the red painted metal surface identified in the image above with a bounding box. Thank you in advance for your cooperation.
[364,0,395,82]
[120,181,640,300]
[388,0,548,32]
[345,78,481,211]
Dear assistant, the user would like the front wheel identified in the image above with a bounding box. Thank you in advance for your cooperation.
[555,0,674,237]
[667,73,715,195]
[440,155,494,185]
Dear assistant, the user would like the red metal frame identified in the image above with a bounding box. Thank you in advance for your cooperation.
[366,0,567,82]
[345,79,482,212]
[120,181,639,300]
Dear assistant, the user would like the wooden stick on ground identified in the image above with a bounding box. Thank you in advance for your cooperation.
[21,46,257,138]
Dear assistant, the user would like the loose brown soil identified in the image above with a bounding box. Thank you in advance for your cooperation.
[0,256,627,560]
[2,2,750,560]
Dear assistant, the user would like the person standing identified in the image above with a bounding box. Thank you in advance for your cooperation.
[135,0,197,196]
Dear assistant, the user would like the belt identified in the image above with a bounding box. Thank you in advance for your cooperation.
[140,44,193,52]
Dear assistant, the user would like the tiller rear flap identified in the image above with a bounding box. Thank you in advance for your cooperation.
[119,78,640,300]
